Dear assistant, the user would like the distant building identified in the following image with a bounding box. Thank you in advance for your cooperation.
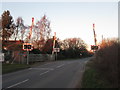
[2,40,24,63]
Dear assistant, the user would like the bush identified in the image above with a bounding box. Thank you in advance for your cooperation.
[30,49,42,54]
[57,48,91,60]
[93,38,119,88]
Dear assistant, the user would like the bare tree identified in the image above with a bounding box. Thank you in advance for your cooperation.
[60,38,87,50]
[32,15,52,50]
[12,17,26,41]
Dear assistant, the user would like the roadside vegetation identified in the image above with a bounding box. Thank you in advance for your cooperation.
[1,10,92,64]
[81,59,110,88]
[2,61,48,74]
[81,38,119,88]
[2,64,30,74]
[30,37,93,60]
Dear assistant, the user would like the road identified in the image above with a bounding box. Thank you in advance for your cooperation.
[2,57,91,89]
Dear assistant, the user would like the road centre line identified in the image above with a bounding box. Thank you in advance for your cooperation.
[29,68,54,70]
[44,63,52,66]
[40,70,50,76]
[28,68,32,70]
[84,61,88,64]
[6,79,29,88]
[56,64,64,68]
[39,68,54,70]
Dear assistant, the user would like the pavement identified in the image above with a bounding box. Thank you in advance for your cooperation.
[2,57,91,89]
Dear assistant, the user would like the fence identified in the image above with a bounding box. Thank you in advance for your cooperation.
[29,54,55,62]
[0,53,4,62]
[20,54,55,64]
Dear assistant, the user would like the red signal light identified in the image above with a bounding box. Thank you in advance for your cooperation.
[32,17,34,22]
[23,43,33,51]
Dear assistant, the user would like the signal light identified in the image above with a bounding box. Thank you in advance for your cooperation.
[23,43,33,51]
[91,45,98,50]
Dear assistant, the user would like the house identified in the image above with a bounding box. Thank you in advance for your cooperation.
[2,40,25,63]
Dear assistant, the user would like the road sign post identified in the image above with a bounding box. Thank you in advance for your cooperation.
[53,48,60,61]
[27,51,29,65]
[55,52,57,61]
[23,43,33,64]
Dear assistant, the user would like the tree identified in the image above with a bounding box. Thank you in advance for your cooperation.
[61,38,87,50]
[32,15,52,50]
[0,18,2,38]
[1,10,15,41]
[59,38,88,58]
[42,37,60,54]
[13,17,26,41]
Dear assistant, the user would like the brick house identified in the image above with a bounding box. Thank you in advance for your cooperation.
[2,40,25,63]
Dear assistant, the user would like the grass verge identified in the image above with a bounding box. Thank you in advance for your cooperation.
[2,64,30,74]
[2,61,51,74]
[81,59,110,88]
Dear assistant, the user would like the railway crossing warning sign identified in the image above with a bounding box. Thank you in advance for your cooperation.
[23,43,33,51]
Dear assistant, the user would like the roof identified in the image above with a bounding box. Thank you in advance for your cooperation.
[2,40,24,51]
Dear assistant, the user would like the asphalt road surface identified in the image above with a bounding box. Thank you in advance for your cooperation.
[2,57,91,89]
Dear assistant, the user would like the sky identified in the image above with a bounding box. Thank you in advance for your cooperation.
[0,1,118,49]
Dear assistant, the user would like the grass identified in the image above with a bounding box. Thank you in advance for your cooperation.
[2,61,50,74]
[2,57,89,74]
[2,63,30,74]
[81,60,110,88]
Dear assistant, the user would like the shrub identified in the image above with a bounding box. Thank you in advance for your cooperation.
[30,49,42,54]
[93,38,119,88]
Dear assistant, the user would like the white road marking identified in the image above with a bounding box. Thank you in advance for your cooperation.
[56,64,64,68]
[44,63,52,66]
[38,68,54,70]
[29,68,54,70]
[84,61,88,64]
[67,62,72,64]
[7,79,29,88]
[28,68,32,70]
[40,71,50,76]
